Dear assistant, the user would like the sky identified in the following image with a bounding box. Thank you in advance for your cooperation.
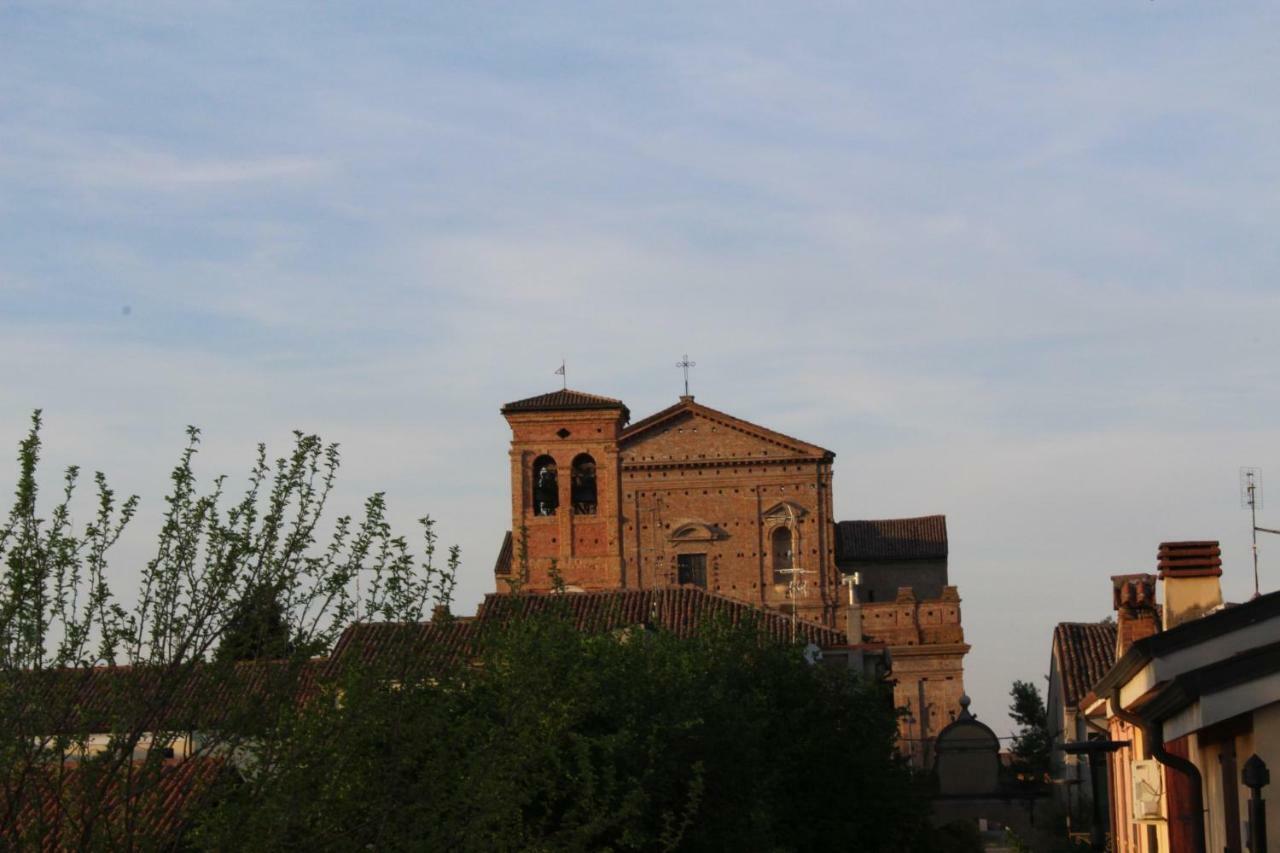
[2,1,1279,735]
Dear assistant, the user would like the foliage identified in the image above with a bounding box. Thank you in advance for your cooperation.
[912,819,984,853]
[1,413,935,850]
[194,610,932,852]
[216,581,293,662]
[0,412,451,848]
[1008,679,1052,783]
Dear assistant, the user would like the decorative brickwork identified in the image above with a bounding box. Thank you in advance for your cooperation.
[495,387,970,765]
[859,586,968,765]
[1112,573,1159,656]
[500,393,840,625]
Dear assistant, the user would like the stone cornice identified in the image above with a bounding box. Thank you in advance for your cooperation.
[888,642,971,658]
[622,456,827,472]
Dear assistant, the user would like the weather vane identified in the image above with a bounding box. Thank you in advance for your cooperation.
[676,354,696,397]
[555,358,566,390]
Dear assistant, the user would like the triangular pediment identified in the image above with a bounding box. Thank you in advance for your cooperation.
[762,501,808,523]
[620,399,832,463]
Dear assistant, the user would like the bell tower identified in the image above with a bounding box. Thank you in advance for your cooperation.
[499,389,629,592]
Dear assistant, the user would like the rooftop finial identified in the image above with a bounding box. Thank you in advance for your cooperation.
[676,353,696,398]
[554,358,566,390]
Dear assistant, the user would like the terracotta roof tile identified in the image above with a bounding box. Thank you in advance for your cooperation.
[476,587,846,646]
[835,516,948,562]
[501,389,630,421]
[16,659,326,734]
[5,756,225,849]
[327,587,846,672]
[1157,540,1223,578]
[1052,621,1117,706]
[325,619,481,676]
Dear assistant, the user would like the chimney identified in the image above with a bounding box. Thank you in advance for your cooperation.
[432,602,452,622]
[842,572,863,644]
[1157,540,1224,631]
[1111,573,1159,656]
[841,573,866,675]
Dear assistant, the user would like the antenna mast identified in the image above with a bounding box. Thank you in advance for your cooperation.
[778,564,813,643]
[1240,467,1280,599]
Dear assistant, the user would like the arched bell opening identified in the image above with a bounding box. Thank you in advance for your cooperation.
[571,453,597,515]
[531,455,558,516]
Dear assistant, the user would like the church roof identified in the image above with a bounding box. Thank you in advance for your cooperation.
[476,587,845,645]
[620,397,834,458]
[835,515,948,562]
[501,388,630,421]
[1051,621,1117,707]
[328,587,846,673]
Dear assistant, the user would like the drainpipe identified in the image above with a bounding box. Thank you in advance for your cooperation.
[1110,687,1205,853]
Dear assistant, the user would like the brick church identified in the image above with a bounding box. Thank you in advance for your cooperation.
[491,387,971,764]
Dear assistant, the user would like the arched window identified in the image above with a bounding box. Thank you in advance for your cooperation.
[771,526,793,584]
[571,453,597,515]
[532,455,558,516]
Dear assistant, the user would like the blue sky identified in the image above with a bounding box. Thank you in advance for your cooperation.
[3,1,1279,733]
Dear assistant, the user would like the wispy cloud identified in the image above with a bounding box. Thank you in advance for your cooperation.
[3,0,1279,732]
[0,130,329,192]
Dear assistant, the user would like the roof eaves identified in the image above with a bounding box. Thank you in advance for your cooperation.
[1139,639,1280,724]
[500,389,630,421]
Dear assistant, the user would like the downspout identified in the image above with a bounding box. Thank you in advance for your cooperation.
[1110,687,1205,853]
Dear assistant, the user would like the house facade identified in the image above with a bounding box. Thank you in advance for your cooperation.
[1077,542,1280,853]
[1047,618,1116,833]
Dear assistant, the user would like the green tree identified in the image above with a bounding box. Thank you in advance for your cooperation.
[1008,679,1052,783]
[0,412,453,848]
[195,609,935,852]
[215,581,293,662]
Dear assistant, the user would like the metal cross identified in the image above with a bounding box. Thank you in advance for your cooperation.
[676,354,696,396]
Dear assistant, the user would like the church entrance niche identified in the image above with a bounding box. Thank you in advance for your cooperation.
[532,455,558,516]
[771,526,794,584]
[677,553,707,588]
[571,453,597,515]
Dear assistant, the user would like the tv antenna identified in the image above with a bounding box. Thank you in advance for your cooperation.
[1241,467,1279,598]
[777,564,814,643]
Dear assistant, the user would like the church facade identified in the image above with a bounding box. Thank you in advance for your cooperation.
[494,388,969,764]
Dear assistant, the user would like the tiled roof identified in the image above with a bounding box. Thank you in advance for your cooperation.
[1093,587,1280,697]
[501,389,630,420]
[5,756,225,849]
[476,587,846,646]
[493,530,513,576]
[327,587,846,672]
[325,618,481,677]
[1052,622,1117,706]
[835,515,948,562]
[17,659,326,733]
